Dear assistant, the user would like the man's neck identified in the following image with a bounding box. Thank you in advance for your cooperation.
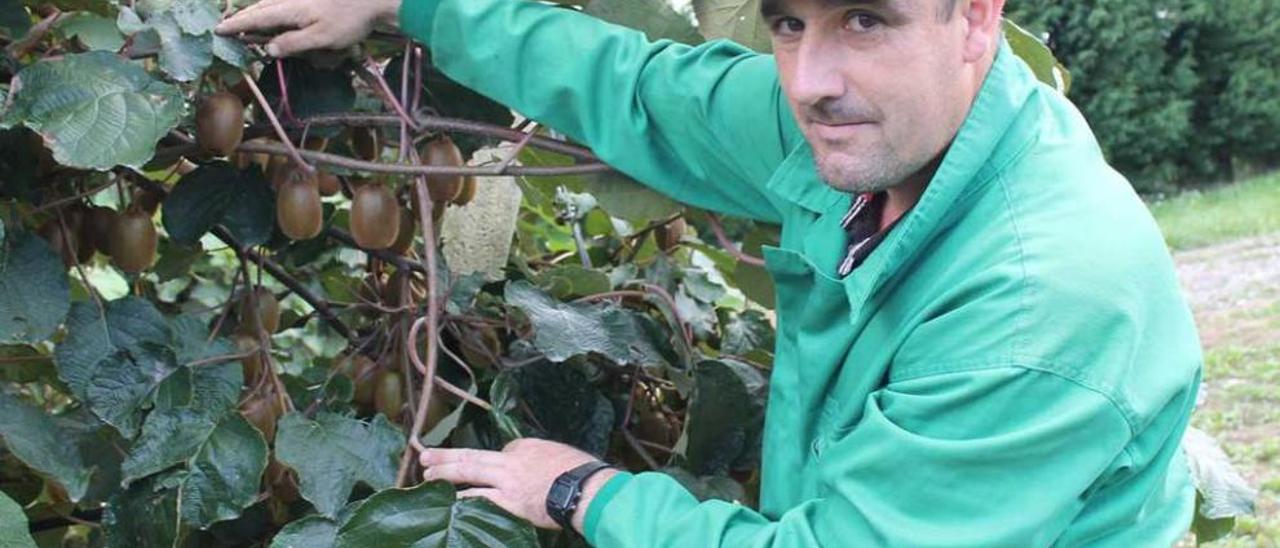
[879,154,941,231]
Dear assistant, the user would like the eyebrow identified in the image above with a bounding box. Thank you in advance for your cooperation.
[759,0,892,19]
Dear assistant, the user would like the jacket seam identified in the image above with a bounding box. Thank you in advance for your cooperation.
[889,359,1139,438]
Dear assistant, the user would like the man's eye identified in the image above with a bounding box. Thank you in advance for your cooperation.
[770,17,804,36]
[845,13,882,32]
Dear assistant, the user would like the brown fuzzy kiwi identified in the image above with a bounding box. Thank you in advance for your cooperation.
[373,369,405,423]
[316,171,342,197]
[421,136,465,203]
[196,92,245,157]
[350,127,381,162]
[453,176,477,207]
[109,208,158,273]
[81,206,119,256]
[276,174,324,240]
[350,183,399,250]
[389,207,415,255]
[657,217,686,252]
[350,355,379,411]
[240,391,283,442]
[239,287,280,335]
[231,334,264,389]
[133,189,163,215]
[37,218,79,267]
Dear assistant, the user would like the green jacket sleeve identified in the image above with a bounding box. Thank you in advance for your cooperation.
[583,366,1133,547]
[398,0,797,224]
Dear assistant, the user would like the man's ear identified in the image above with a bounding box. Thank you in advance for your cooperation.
[959,0,1006,63]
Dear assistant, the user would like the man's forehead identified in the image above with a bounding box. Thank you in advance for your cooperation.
[760,0,895,17]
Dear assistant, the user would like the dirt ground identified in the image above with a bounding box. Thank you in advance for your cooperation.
[1175,233,1280,546]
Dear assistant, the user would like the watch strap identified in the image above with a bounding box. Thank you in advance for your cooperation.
[546,460,614,531]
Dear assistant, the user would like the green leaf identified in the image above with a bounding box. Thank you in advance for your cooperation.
[681,359,767,475]
[692,0,773,53]
[85,342,181,436]
[163,162,275,247]
[0,392,92,501]
[720,309,774,356]
[515,361,614,456]
[535,264,612,300]
[57,12,126,51]
[585,0,703,45]
[727,227,777,309]
[583,172,682,225]
[0,490,35,548]
[102,474,181,548]
[1002,20,1070,94]
[150,11,213,82]
[3,51,185,170]
[272,514,341,548]
[139,0,220,35]
[275,412,406,518]
[334,482,538,548]
[0,223,70,344]
[0,0,30,39]
[1183,427,1257,520]
[1192,493,1236,544]
[212,33,249,68]
[178,414,269,528]
[505,281,669,368]
[54,296,171,400]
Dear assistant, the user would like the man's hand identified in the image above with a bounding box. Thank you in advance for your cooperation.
[214,0,402,58]
[420,438,620,532]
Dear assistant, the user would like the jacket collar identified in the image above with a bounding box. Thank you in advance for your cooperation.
[763,37,1045,319]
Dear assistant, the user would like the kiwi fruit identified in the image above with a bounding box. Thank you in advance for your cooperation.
[133,189,163,215]
[350,355,379,411]
[196,92,245,157]
[109,208,158,273]
[657,217,686,252]
[37,218,80,267]
[389,207,416,255]
[350,127,381,162]
[81,206,119,256]
[239,287,281,335]
[316,171,342,197]
[276,175,324,240]
[373,369,405,423]
[453,176,477,207]
[421,136,465,204]
[350,183,399,250]
[240,392,282,442]
[303,136,329,152]
[231,334,264,388]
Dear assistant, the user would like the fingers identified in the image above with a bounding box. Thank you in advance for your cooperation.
[215,2,309,36]
[419,448,505,468]
[422,462,504,487]
[266,28,329,58]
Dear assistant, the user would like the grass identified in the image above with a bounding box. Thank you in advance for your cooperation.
[1149,171,1280,251]
[1188,344,1280,547]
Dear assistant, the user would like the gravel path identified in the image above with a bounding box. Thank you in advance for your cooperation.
[1175,234,1280,349]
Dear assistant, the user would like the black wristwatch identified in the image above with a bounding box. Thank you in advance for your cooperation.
[545,460,614,531]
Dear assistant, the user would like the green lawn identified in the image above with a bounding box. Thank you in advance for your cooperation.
[1149,172,1280,251]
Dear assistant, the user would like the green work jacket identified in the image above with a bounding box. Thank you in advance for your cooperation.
[401,1,1204,545]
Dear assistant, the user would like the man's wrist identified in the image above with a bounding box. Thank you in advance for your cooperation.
[570,467,620,535]
[376,0,404,30]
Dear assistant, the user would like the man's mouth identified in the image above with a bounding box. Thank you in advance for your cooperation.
[811,120,873,141]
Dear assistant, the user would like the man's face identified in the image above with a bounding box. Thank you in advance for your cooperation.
[766,0,975,194]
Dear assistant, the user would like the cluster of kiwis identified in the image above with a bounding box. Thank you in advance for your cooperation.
[36,195,160,274]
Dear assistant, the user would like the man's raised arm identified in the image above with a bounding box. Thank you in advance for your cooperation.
[220,0,798,223]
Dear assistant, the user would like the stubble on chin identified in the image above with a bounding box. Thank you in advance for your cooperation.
[813,147,900,195]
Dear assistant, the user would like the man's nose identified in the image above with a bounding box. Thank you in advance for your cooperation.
[787,40,847,108]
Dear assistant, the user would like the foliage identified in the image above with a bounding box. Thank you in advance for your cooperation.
[0,0,1242,546]
[1005,0,1280,192]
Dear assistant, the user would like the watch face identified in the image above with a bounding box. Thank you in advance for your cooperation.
[550,484,576,508]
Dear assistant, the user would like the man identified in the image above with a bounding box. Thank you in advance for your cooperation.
[218,0,1204,545]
